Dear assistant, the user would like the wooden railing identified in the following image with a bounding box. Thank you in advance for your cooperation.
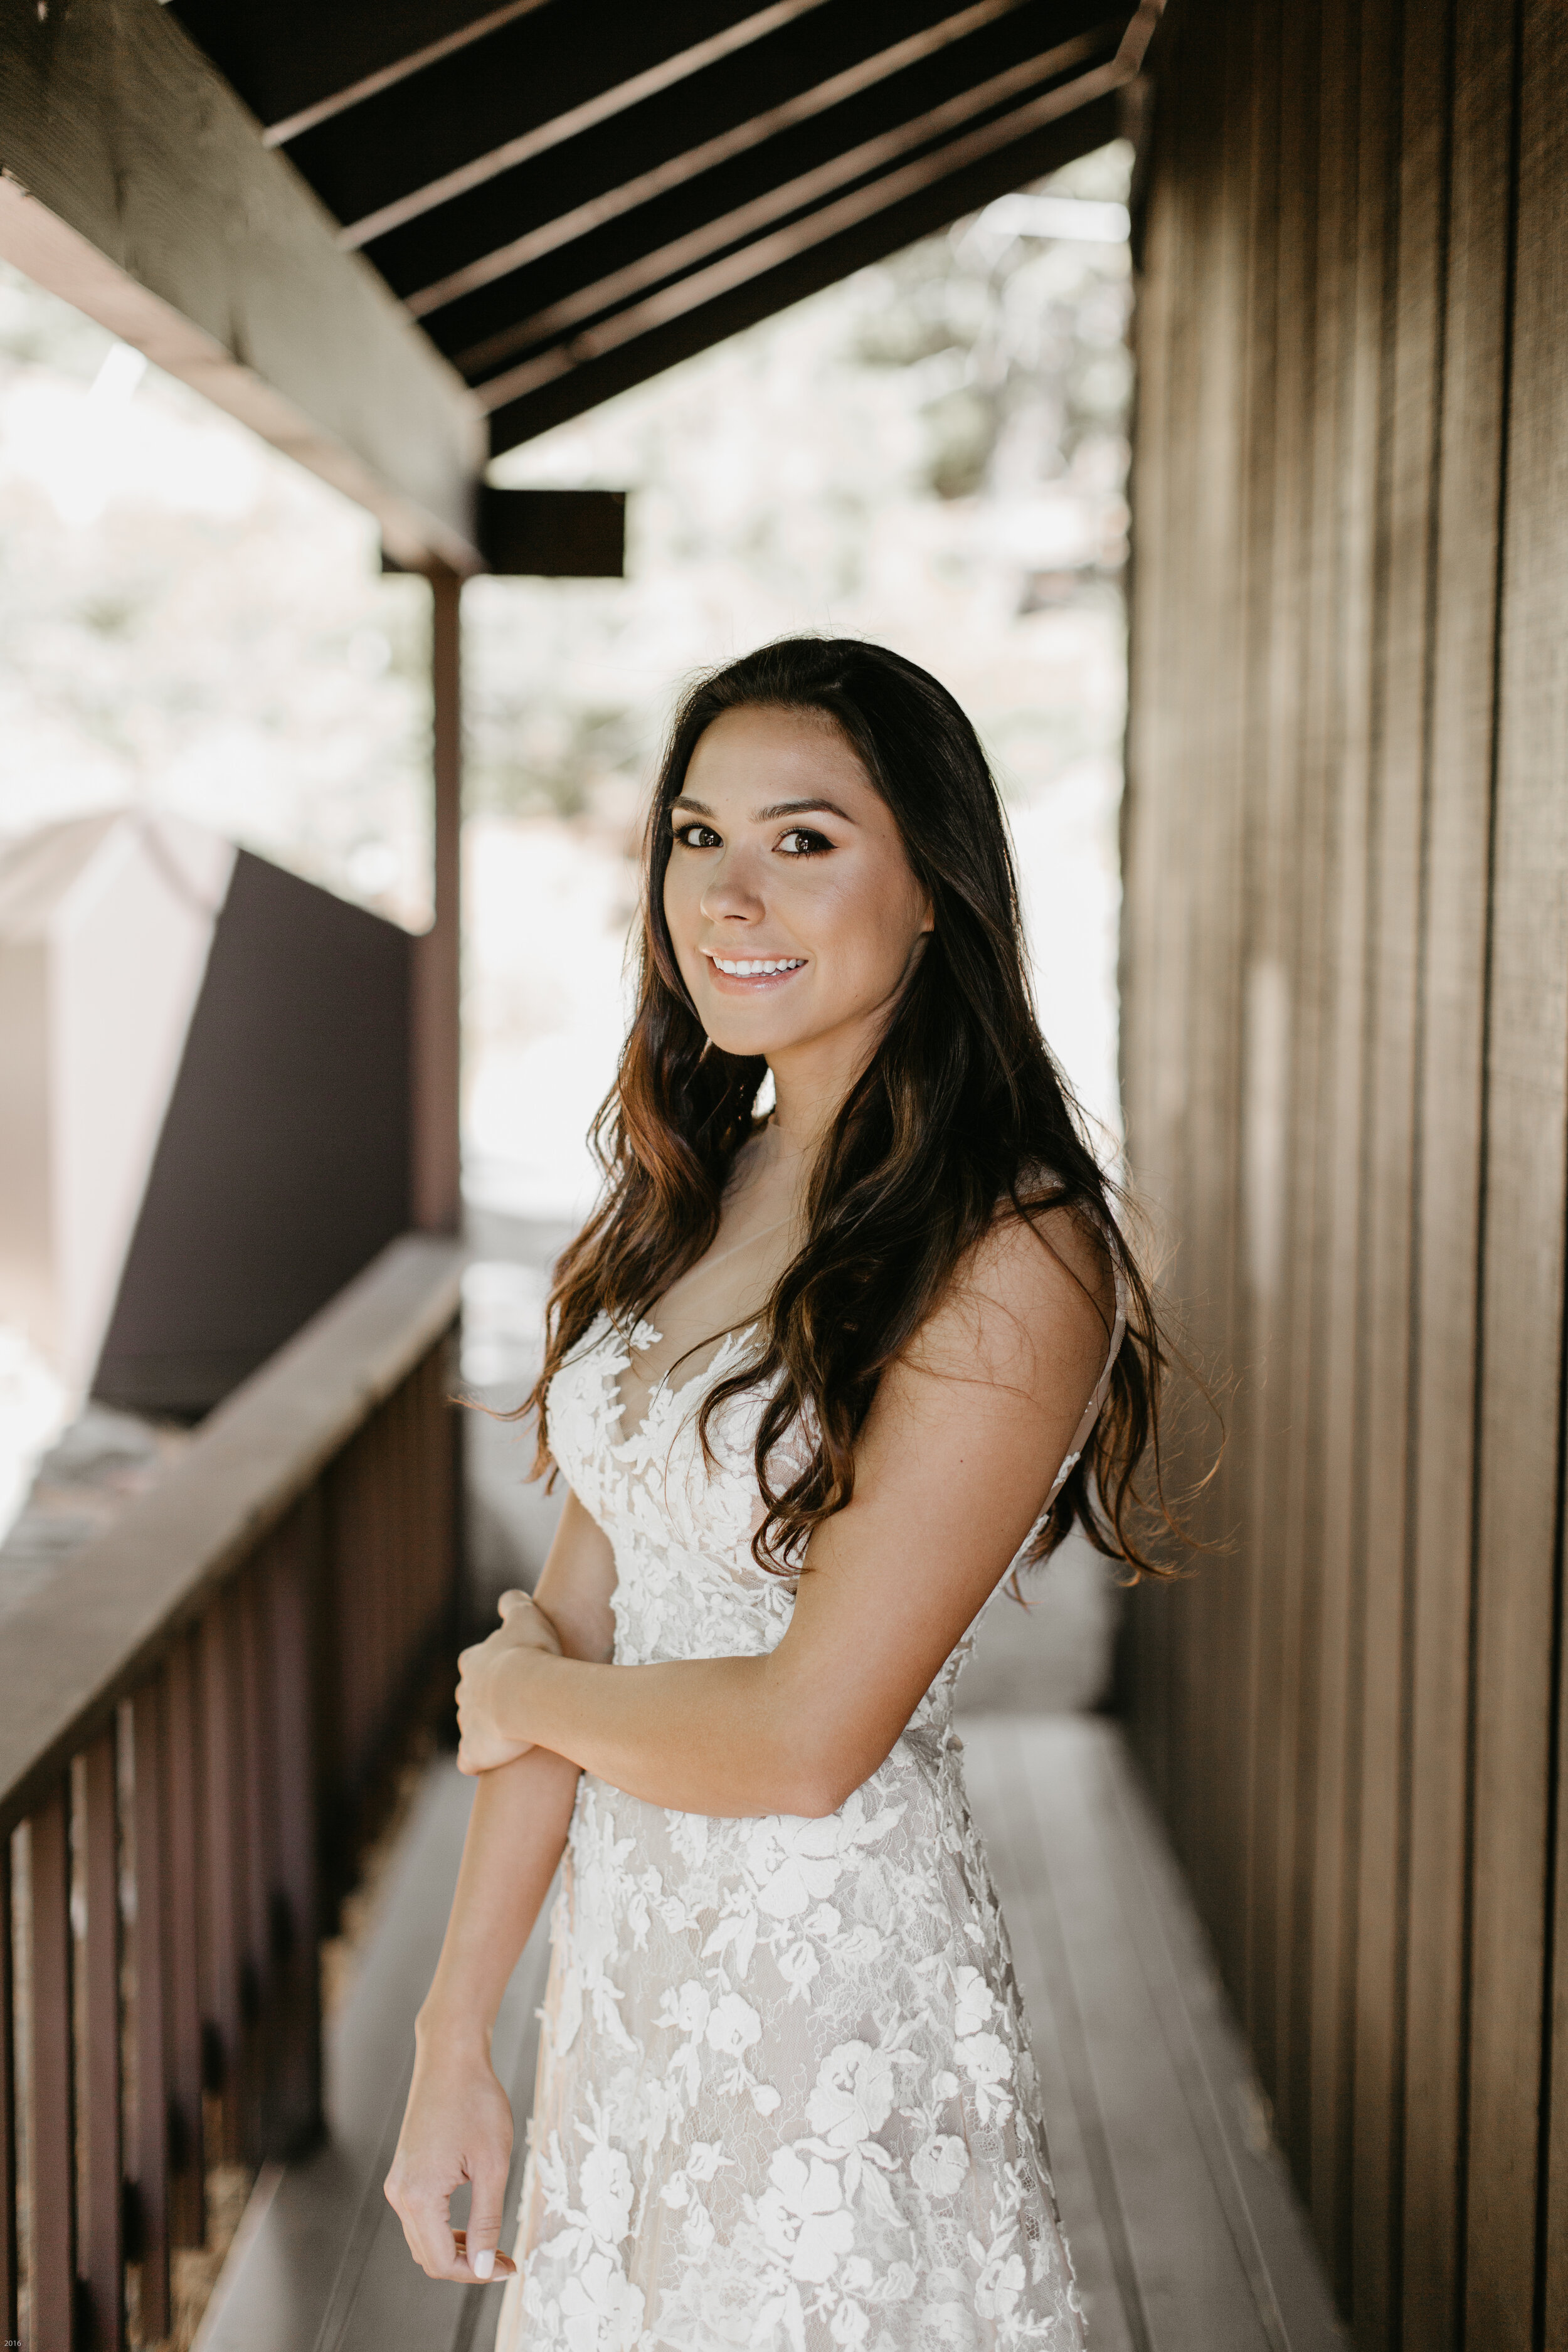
[0,1235,464,2351]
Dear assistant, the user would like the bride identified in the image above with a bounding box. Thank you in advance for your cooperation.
[384,637,1169,2348]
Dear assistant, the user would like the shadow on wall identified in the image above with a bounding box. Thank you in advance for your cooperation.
[460,1205,1121,1713]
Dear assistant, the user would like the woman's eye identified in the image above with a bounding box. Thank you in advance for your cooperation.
[778,827,831,857]
[672,822,721,850]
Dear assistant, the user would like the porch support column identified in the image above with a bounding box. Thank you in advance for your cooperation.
[411,573,462,1235]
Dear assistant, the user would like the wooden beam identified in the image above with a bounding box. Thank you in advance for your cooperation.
[485,83,1126,451]
[0,0,484,573]
[479,487,627,576]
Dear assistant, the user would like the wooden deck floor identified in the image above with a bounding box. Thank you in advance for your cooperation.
[195,1719,1344,2352]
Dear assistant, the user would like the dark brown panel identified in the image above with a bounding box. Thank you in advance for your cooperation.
[95,854,412,1418]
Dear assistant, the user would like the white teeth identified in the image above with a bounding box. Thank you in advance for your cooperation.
[712,955,805,977]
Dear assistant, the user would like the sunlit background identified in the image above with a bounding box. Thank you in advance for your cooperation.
[0,140,1131,1542]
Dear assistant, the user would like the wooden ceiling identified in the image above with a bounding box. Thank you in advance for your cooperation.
[167,0,1155,459]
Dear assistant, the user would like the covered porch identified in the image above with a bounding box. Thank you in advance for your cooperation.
[4,1,1567,2348]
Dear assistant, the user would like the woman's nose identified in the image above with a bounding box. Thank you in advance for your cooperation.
[699,849,765,921]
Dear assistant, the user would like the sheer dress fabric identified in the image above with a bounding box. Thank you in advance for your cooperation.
[495,1280,1125,2352]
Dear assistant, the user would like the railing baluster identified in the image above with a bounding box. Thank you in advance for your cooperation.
[199,1603,244,2164]
[266,1502,322,2154]
[28,1783,75,2351]
[164,1638,205,2245]
[129,1682,171,2338]
[80,1730,124,2351]
[237,1562,273,2158]
[1,1834,17,2351]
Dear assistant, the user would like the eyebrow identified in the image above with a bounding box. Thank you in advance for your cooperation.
[670,794,858,825]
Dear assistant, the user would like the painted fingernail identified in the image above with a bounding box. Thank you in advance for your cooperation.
[472,2249,495,2281]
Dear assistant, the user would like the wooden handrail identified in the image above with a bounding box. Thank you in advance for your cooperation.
[0,1233,462,1840]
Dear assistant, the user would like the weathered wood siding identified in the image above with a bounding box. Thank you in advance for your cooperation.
[1120,3,1568,2344]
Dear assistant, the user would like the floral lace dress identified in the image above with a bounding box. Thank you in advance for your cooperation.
[495,1287,1124,2352]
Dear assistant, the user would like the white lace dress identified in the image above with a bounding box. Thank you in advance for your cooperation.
[495,1294,1123,2352]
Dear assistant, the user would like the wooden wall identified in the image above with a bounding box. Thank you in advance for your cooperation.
[1119,1,1568,2344]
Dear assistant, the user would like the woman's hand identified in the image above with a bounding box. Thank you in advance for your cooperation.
[384,2023,519,2284]
[455,1592,563,1775]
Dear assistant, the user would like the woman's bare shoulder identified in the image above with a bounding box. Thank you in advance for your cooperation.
[903,1185,1115,1400]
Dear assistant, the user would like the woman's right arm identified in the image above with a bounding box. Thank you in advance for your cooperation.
[383,1486,616,2285]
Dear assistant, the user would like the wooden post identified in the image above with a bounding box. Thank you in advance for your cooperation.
[411,571,463,1235]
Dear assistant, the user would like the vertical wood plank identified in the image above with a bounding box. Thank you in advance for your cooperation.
[130,1682,171,2339]
[80,1731,124,2351]
[1401,6,1516,2345]
[1468,0,1568,2339]
[28,1784,76,2352]
[1349,3,1454,2340]
[1300,0,1393,2304]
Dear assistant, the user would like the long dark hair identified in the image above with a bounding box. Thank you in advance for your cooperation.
[519,635,1182,1581]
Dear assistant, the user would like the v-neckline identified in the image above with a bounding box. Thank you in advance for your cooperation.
[609,1313,765,1445]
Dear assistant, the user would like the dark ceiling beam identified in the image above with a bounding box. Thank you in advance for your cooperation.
[394,0,1096,320]
[487,85,1126,452]
[0,0,484,572]
[304,0,838,252]
[445,20,1118,384]
[165,0,549,146]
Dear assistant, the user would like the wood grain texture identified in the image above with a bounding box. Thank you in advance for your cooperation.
[0,0,482,569]
[1401,6,1515,2343]
[1120,0,1568,2340]
[1465,0,1568,2335]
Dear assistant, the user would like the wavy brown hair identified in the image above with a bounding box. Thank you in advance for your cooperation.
[517,635,1184,1581]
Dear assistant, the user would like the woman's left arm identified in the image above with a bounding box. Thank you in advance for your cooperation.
[458,1208,1114,1819]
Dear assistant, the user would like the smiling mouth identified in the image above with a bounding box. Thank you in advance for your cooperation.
[704,952,807,982]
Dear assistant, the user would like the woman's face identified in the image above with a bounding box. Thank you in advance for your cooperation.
[662,703,933,1070]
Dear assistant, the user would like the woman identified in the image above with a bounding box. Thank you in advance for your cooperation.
[385,637,1170,2349]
